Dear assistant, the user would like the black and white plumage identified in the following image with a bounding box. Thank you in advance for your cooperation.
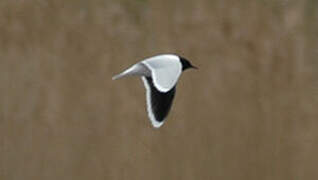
[112,54,196,128]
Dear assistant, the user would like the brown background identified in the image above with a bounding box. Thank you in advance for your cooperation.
[1,0,318,179]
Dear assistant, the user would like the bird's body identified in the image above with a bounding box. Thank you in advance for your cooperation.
[112,54,196,128]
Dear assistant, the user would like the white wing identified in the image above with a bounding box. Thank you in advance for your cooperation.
[142,54,182,92]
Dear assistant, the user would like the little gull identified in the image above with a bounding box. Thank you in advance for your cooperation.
[112,54,197,128]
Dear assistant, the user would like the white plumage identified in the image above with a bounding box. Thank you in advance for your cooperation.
[112,54,196,128]
[142,54,182,92]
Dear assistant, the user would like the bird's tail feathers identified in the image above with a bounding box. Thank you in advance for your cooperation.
[112,73,126,80]
[112,64,149,80]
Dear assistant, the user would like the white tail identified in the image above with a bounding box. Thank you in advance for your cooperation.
[112,73,126,80]
[112,63,150,80]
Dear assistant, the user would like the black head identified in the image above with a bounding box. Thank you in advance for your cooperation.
[179,56,197,71]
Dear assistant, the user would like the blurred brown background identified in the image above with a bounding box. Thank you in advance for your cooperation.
[1,0,318,179]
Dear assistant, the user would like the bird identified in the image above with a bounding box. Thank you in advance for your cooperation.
[112,54,197,128]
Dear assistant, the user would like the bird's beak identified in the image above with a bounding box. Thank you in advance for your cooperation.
[191,65,198,70]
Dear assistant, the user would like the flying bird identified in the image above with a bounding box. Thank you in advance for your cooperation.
[112,54,197,128]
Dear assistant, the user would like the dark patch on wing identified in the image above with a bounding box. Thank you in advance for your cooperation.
[145,77,176,122]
